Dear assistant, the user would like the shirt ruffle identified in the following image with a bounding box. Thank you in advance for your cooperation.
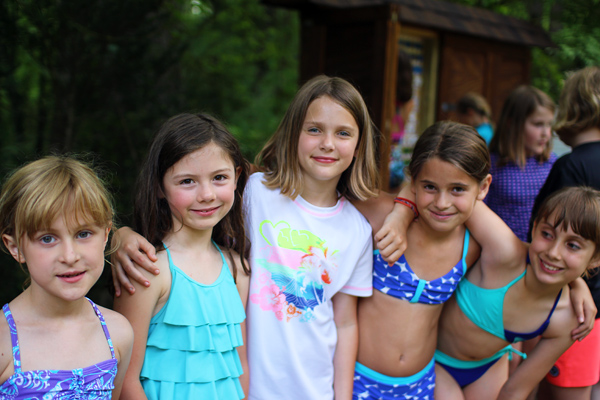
[140,257,245,399]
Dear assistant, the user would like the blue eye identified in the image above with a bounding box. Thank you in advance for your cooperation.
[77,231,92,239]
[40,235,55,244]
[338,130,351,137]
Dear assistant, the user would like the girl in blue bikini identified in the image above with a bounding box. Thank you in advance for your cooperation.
[433,187,600,400]
[0,156,133,399]
[353,121,491,399]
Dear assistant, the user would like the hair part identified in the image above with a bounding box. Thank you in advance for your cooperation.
[534,186,600,265]
[408,121,490,183]
[134,113,250,280]
[255,75,380,202]
[490,85,555,168]
[554,66,600,143]
[0,155,115,269]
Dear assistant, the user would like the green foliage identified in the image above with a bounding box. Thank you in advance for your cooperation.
[0,0,299,306]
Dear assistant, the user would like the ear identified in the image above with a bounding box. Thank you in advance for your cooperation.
[476,174,492,201]
[103,224,112,247]
[2,234,25,263]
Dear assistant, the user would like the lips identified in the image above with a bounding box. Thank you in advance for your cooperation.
[429,210,455,221]
[312,156,337,164]
[539,259,562,274]
[57,271,85,283]
[192,206,220,216]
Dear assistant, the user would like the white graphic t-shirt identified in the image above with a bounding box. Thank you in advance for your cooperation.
[245,173,373,400]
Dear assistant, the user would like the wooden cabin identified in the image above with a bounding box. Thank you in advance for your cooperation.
[263,0,553,190]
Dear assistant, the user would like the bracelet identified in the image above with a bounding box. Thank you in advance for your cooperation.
[394,197,419,219]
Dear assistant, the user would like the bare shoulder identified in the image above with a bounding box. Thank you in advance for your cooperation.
[544,288,579,338]
[96,306,134,359]
[227,249,250,279]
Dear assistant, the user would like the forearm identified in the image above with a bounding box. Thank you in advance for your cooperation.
[333,322,358,400]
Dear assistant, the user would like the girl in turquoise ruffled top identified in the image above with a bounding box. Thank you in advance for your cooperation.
[113,113,251,399]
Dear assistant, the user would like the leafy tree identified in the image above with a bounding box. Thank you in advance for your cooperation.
[0,0,299,305]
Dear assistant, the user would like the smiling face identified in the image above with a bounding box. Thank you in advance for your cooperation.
[524,105,554,157]
[297,95,360,195]
[3,214,109,303]
[530,214,599,285]
[411,157,490,233]
[162,142,238,236]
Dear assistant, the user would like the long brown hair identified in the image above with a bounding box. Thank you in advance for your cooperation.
[134,113,250,280]
[489,85,555,168]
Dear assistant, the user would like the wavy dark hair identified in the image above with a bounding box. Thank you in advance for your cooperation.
[134,113,250,280]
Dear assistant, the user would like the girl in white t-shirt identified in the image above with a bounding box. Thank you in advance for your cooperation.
[111,75,381,399]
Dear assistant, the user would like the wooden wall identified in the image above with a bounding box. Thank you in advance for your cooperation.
[437,33,531,124]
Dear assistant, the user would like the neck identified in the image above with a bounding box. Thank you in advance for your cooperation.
[300,179,340,207]
[24,287,89,319]
[570,127,600,147]
[163,226,214,254]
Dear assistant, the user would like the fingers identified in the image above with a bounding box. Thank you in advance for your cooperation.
[138,238,158,262]
[111,262,122,297]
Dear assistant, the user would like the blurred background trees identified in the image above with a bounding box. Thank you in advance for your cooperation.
[0,0,598,305]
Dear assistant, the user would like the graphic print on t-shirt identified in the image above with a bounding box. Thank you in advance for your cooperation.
[250,219,339,322]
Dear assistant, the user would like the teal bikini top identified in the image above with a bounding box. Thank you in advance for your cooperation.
[456,268,562,343]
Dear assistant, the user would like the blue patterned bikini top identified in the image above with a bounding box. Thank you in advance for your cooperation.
[0,298,117,399]
[373,229,470,305]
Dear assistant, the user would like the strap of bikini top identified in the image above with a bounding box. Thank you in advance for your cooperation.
[2,304,21,373]
[546,288,563,323]
[459,229,471,274]
[86,298,116,360]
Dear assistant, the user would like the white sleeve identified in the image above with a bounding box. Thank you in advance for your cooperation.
[340,229,373,297]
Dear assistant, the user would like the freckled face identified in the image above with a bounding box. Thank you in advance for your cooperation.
[3,215,109,302]
[297,96,360,193]
[162,142,239,235]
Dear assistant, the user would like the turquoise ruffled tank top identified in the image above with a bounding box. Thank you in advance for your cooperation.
[140,243,246,399]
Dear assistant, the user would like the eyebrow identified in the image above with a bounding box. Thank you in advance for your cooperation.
[420,179,469,187]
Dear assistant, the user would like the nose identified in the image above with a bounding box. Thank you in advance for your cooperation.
[542,124,552,139]
[319,132,334,151]
[434,191,451,209]
[60,240,81,265]
[197,182,216,202]
[547,239,562,260]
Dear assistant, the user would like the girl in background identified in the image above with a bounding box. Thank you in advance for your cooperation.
[0,156,133,399]
[112,75,380,399]
[456,92,494,145]
[113,113,251,399]
[486,86,557,242]
[354,121,490,399]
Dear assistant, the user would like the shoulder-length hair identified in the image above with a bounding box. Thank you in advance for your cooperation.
[489,85,555,168]
[0,155,114,267]
[255,75,380,202]
[135,113,250,280]
[554,66,600,145]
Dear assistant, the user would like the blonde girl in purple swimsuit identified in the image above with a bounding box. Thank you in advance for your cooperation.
[0,156,133,399]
